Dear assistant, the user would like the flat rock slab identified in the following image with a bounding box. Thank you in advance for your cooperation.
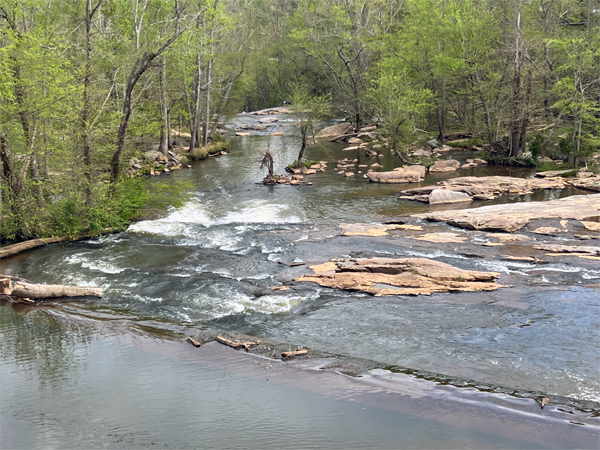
[571,175,600,192]
[295,257,503,296]
[340,223,422,236]
[401,176,568,203]
[415,194,600,232]
[533,244,600,257]
[412,232,468,243]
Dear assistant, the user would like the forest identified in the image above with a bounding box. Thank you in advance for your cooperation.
[1,0,599,242]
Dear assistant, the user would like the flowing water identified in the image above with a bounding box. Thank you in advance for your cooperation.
[2,114,599,448]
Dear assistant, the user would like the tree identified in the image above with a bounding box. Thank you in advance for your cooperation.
[367,62,433,161]
[288,85,331,168]
[109,0,204,184]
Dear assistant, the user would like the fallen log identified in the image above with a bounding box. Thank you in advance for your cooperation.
[0,275,102,301]
[443,131,473,140]
[0,228,119,259]
[215,335,261,350]
[0,237,67,259]
[282,349,309,358]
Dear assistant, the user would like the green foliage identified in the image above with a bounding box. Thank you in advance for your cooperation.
[0,163,192,241]
[536,161,567,172]
[367,62,434,158]
[2,0,599,241]
[530,134,546,160]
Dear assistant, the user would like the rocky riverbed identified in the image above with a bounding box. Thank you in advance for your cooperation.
[2,113,599,449]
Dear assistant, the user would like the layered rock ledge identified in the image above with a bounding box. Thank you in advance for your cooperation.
[414,194,600,232]
[295,257,503,296]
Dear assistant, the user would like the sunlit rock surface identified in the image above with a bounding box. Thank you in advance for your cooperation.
[296,257,503,296]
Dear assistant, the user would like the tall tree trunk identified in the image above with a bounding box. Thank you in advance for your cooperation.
[296,126,308,168]
[159,57,169,154]
[81,0,101,205]
[0,134,24,220]
[203,55,212,145]
[210,57,244,139]
[509,10,523,158]
[189,55,201,151]
[518,69,532,154]
[439,75,446,143]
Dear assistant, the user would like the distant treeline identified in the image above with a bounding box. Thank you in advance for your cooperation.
[1,0,598,241]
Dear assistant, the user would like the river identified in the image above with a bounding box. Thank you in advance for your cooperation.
[1,113,599,448]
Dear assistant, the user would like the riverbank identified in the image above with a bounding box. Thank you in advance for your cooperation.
[1,303,598,449]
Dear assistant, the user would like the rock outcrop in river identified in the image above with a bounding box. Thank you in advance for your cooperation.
[415,194,600,232]
[400,175,570,203]
[296,257,503,296]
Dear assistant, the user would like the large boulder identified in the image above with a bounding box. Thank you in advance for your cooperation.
[428,189,473,205]
[367,171,421,183]
[427,139,439,149]
[259,117,278,124]
[412,148,431,157]
[429,159,460,173]
[316,122,353,138]
[144,150,162,162]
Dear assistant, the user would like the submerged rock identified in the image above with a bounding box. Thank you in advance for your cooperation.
[339,223,422,236]
[296,257,503,296]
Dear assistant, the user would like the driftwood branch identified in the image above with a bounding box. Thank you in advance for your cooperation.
[186,337,201,347]
[281,349,308,358]
[215,336,261,350]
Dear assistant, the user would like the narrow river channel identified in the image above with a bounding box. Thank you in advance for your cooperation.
[2,113,599,448]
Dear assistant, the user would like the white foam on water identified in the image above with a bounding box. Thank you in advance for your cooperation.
[405,250,468,260]
[479,260,532,275]
[216,201,305,226]
[223,293,306,315]
[129,293,163,303]
[581,270,600,280]
[64,253,126,274]
[526,265,581,274]
[261,245,284,254]
[245,273,272,280]
[128,199,304,236]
